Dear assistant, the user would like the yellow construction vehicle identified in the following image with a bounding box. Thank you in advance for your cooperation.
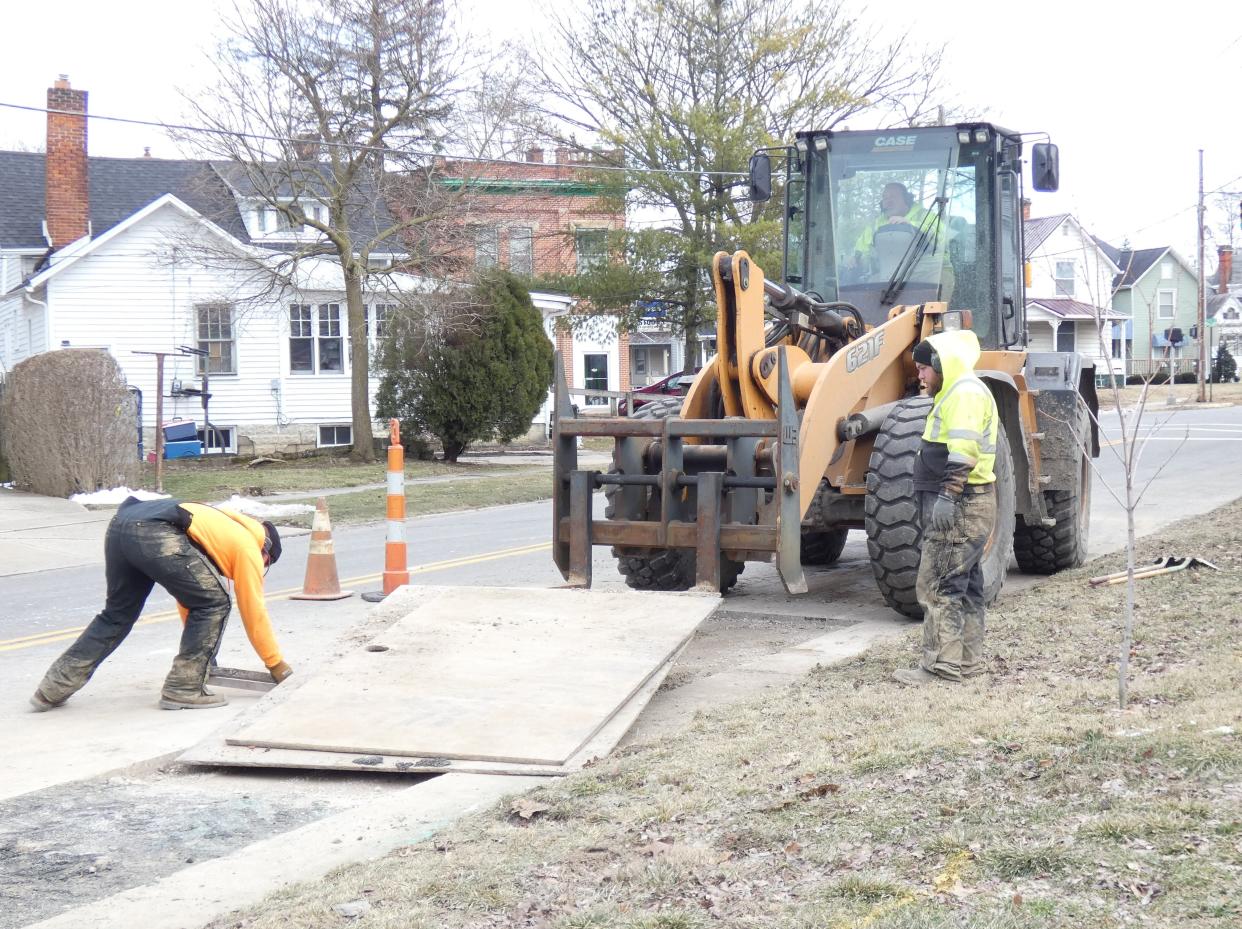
[552,123,1098,615]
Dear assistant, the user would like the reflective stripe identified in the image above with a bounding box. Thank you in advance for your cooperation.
[947,428,986,442]
[387,471,404,495]
[386,519,406,543]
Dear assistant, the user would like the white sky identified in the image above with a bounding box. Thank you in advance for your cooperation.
[2,0,1240,265]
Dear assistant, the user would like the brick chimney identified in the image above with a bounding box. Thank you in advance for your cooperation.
[1218,245,1233,295]
[1021,197,1031,222]
[526,146,544,164]
[46,75,89,248]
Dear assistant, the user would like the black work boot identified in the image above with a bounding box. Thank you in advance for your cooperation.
[160,656,228,710]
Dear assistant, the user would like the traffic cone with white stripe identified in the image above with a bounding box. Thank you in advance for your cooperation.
[291,497,353,600]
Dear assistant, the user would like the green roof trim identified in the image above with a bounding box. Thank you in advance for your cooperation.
[438,177,619,197]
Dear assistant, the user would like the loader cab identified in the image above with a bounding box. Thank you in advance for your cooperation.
[772,124,1047,351]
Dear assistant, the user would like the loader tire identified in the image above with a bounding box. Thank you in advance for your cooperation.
[865,398,931,618]
[1013,420,1091,574]
[864,397,1016,619]
[605,396,744,594]
[800,528,850,565]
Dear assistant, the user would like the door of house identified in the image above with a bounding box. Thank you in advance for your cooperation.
[583,353,609,405]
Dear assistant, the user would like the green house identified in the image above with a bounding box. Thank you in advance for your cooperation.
[1097,241,1200,377]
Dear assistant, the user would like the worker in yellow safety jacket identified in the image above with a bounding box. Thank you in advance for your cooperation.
[894,329,998,685]
[30,496,292,712]
[852,182,942,268]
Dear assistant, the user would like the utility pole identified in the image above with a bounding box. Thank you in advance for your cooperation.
[1197,150,1207,403]
[134,348,197,492]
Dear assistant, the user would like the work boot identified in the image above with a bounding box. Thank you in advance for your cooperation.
[30,655,96,711]
[159,687,228,711]
[893,667,954,686]
[267,660,293,683]
[29,689,68,712]
[160,654,226,710]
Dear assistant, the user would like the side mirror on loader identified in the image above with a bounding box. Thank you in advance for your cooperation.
[749,153,772,202]
[1031,142,1060,192]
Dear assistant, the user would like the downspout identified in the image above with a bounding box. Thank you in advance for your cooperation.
[22,286,51,355]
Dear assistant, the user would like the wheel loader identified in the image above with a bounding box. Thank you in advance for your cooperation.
[551,122,1099,616]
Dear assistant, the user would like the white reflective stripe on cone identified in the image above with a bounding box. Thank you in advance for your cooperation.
[387,471,403,495]
[386,519,406,542]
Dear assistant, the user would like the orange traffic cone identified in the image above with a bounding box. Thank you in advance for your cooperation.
[291,497,353,600]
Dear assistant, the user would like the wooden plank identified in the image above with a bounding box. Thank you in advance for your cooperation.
[179,646,684,776]
[226,587,717,766]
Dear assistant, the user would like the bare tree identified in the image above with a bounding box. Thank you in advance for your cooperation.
[1072,246,1189,708]
[177,0,469,461]
[527,0,956,361]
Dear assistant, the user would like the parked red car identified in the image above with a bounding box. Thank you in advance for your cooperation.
[619,368,701,416]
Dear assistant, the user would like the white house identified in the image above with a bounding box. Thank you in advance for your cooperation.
[1023,211,1125,378]
[1,77,588,456]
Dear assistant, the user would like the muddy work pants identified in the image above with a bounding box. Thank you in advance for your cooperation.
[915,485,995,680]
[37,514,230,703]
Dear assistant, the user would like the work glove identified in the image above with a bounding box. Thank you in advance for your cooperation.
[928,494,958,533]
[268,661,293,684]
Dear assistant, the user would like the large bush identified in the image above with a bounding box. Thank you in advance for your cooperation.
[375,272,555,462]
[1212,342,1237,383]
[0,349,138,496]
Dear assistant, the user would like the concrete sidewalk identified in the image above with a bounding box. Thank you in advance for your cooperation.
[0,490,111,577]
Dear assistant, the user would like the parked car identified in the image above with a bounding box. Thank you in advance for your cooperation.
[619,368,701,416]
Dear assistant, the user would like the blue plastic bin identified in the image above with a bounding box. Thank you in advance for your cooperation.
[163,420,197,442]
[164,440,202,459]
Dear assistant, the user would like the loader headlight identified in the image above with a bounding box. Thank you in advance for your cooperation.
[813,136,828,153]
[974,129,988,144]
[957,130,971,144]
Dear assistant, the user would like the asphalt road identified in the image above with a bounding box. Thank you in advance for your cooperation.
[3,401,1241,653]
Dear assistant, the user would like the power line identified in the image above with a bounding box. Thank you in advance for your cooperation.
[0,101,747,180]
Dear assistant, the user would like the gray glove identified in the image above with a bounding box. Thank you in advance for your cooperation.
[929,494,958,533]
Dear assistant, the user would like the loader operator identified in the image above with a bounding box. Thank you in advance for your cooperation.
[29,497,293,712]
[894,330,998,686]
[851,182,940,270]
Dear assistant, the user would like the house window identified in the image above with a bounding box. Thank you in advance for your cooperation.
[1157,289,1176,319]
[318,424,352,447]
[289,304,344,373]
[630,345,670,385]
[195,303,236,375]
[509,226,533,276]
[1161,260,1173,280]
[290,304,314,372]
[1054,261,1075,297]
[372,304,392,341]
[475,226,499,269]
[576,228,608,274]
[1056,325,1076,353]
[583,352,609,405]
[197,425,236,454]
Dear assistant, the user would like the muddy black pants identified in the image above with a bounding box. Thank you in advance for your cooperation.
[37,513,230,702]
[915,485,995,680]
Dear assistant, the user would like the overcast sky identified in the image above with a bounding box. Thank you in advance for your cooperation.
[3,0,1240,266]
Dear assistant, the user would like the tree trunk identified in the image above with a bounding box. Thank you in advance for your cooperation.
[682,276,700,369]
[344,267,376,462]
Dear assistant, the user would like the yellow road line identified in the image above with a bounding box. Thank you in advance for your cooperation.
[0,541,552,653]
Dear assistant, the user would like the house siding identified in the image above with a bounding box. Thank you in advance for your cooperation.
[28,203,386,454]
[1123,254,1200,367]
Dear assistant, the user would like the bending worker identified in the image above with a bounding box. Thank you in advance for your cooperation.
[30,497,293,712]
[895,329,998,686]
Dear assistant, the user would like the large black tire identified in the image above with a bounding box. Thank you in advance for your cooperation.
[800,527,850,565]
[606,396,744,593]
[1013,418,1091,574]
[864,397,1016,618]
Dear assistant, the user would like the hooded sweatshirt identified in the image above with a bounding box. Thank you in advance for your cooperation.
[114,497,283,669]
[912,329,998,496]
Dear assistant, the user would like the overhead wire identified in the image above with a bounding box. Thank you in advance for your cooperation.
[0,101,748,180]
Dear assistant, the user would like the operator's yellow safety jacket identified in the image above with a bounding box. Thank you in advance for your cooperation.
[174,503,283,670]
[854,203,940,256]
[912,329,998,497]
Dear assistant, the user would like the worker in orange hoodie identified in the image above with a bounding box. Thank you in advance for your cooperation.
[30,496,293,711]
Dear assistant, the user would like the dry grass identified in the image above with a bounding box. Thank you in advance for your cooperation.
[216,502,1242,929]
[1096,381,1242,410]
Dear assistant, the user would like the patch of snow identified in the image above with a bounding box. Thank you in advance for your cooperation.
[70,487,169,505]
[1,482,13,489]
[214,495,315,519]
[1207,726,1235,736]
